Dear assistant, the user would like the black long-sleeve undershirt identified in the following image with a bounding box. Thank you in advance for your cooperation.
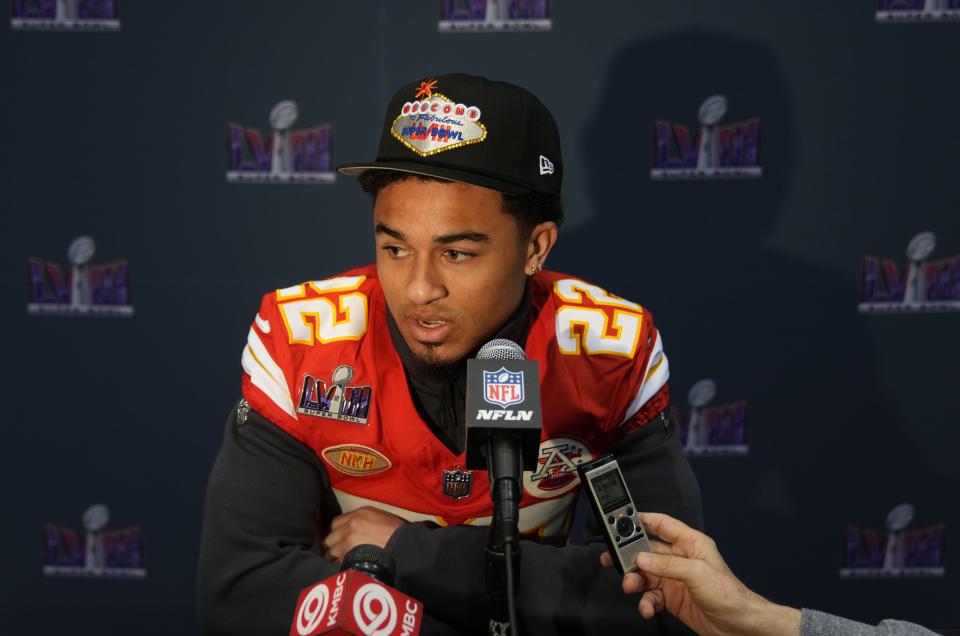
[196,402,702,635]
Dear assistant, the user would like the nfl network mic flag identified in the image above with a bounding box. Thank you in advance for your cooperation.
[465,357,542,471]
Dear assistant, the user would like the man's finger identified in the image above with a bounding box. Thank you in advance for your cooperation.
[639,512,696,546]
[647,539,673,556]
[329,512,353,532]
[640,513,724,567]
[322,526,346,552]
[599,551,613,568]
[634,550,700,585]
[638,589,664,620]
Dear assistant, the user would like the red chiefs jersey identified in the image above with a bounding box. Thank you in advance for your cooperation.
[241,265,669,541]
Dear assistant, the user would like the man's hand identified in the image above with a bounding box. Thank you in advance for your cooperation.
[600,512,802,636]
[322,506,407,562]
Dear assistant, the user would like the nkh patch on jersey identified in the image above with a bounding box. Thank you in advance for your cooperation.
[483,368,525,408]
[322,445,391,476]
[297,365,372,424]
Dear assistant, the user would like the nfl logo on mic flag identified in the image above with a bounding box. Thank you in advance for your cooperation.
[483,367,525,408]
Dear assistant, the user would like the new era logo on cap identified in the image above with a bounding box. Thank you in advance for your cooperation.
[539,155,555,176]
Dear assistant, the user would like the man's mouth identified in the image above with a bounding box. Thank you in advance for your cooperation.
[407,315,454,344]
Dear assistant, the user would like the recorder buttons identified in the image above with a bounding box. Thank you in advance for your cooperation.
[626,507,634,516]
[607,516,615,525]
[616,516,635,538]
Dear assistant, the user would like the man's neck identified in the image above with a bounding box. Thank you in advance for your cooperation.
[386,284,532,455]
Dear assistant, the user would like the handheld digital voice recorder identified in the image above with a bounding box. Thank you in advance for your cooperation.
[577,453,652,575]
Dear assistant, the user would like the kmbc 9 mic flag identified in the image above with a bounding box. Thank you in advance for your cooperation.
[289,569,423,636]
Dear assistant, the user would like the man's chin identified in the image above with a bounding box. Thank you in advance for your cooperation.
[409,342,466,382]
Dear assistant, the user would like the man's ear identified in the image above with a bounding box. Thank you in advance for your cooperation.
[525,221,559,275]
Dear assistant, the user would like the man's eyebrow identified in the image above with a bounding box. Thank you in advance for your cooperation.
[374,223,404,240]
[434,231,490,244]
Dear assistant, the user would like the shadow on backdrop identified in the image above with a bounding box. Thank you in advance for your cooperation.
[557,30,945,625]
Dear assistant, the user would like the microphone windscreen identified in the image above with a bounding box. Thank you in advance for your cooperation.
[341,544,397,587]
[476,338,525,361]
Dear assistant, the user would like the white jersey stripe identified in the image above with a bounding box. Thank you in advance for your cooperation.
[620,331,669,426]
[241,329,296,418]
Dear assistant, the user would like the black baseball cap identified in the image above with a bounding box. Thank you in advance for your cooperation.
[338,73,562,196]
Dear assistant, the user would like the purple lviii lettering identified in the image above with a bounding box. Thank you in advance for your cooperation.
[653,122,700,168]
[859,257,908,303]
[292,126,333,172]
[441,0,485,20]
[28,259,70,304]
[300,375,332,411]
[78,0,115,19]
[341,386,371,418]
[843,526,885,568]
[718,119,760,168]
[227,124,271,172]
[43,524,84,567]
[89,260,130,306]
[902,525,945,568]
[14,0,54,18]
[101,527,144,568]
[924,257,960,301]
[509,0,548,19]
[13,0,116,18]
[706,402,747,445]
[879,0,925,9]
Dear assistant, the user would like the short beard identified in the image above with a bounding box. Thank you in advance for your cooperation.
[409,344,465,383]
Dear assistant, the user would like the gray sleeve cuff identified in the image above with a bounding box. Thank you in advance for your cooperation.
[801,608,939,636]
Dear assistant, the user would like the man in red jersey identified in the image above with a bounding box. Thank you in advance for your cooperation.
[197,74,702,635]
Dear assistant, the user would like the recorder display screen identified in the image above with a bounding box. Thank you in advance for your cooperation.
[592,469,629,512]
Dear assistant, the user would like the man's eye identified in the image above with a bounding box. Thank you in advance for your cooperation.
[382,245,409,257]
[445,249,473,263]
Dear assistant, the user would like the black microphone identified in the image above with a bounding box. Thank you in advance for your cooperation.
[465,338,543,476]
[465,339,543,635]
[291,545,423,635]
[340,543,397,586]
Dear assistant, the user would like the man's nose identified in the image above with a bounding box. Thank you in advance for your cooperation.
[407,255,447,305]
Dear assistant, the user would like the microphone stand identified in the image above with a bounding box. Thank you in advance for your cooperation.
[485,432,522,636]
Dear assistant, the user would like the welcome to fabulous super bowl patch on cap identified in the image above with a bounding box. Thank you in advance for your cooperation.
[338,73,562,196]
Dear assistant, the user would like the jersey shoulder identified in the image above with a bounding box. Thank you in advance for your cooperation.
[529,269,658,362]
[527,270,669,432]
[240,265,385,438]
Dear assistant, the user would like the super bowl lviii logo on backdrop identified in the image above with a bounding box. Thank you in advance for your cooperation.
[876,0,960,22]
[28,236,133,317]
[652,95,762,180]
[11,0,120,31]
[841,504,945,578]
[226,100,334,184]
[438,0,550,32]
[44,504,145,579]
[858,232,960,313]
[676,379,748,457]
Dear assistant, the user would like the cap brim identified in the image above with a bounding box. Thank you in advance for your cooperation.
[337,161,530,195]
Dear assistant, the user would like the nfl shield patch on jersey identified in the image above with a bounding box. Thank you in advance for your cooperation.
[442,467,473,500]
